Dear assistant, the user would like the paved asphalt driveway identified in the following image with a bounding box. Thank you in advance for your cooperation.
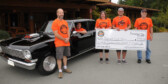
[0,33,168,84]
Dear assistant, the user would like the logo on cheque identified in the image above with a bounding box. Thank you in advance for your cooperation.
[98,31,104,37]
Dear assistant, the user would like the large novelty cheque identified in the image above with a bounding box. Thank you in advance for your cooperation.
[95,29,147,51]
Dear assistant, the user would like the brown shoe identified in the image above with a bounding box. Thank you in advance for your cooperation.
[63,68,72,73]
[58,72,63,79]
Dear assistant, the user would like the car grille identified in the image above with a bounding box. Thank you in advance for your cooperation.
[1,46,25,59]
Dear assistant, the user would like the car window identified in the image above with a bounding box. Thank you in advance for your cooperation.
[88,21,95,30]
[67,22,73,31]
[44,21,72,33]
[44,21,53,33]
[74,21,88,31]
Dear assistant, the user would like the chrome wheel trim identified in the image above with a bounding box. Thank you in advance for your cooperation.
[43,56,56,71]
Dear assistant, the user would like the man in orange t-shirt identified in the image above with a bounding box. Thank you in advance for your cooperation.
[74,22,87,34]
[51,8,72,78]
[112,8,131,64]
[95,11,112,64]
[134,9,153,64]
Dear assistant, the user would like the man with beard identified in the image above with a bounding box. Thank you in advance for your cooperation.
[52,8,72,79]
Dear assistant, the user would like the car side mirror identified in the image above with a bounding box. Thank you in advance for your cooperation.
[71,31,77,37]
[72,31,77,34]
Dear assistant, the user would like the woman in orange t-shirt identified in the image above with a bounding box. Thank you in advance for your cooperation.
[95,11,112,64]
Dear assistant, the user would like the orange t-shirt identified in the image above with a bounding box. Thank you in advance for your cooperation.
[112,16,131,29]
[51,19,70,47]
[134,17,153,40]
[95,18,112,29]
[75,28,86,32]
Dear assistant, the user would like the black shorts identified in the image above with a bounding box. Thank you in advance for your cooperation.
[56,46,71,59]
[97,49,109,53]
[116,50,127,52]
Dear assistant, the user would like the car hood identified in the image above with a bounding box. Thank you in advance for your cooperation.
[0,33,54,51]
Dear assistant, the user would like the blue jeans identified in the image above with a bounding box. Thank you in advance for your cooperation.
[137,40,151,60]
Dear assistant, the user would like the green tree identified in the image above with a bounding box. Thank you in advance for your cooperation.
[92,7,100,20]
[92,7,117,20]
[104,8,117,20]
[0,30,10,40]
[119,0,143,7]
[156,7,168,28]
[119,0,168,11]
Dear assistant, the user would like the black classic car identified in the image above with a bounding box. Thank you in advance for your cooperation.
[0,19,96,75]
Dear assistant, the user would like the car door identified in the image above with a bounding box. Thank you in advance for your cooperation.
[70,21,93,56]
[87,20,96,48]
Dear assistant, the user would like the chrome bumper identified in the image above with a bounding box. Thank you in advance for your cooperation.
[0,53,37,70]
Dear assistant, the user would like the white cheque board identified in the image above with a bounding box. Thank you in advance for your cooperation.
[95,29,147,51]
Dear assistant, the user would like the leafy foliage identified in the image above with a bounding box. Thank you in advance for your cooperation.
[92,7,100,20]
[119,0,168,11]
[0,30,10,40]
[159,27,168,32]
[92,7,117,20]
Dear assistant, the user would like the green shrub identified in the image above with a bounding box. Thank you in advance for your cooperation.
[153,26,160,32]
[92,7,100,20]
[92,7,117,20]
[159,27,167,32]
[0,30,10,40]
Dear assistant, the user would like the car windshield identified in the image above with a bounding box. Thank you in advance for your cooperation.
[44,21,73,33]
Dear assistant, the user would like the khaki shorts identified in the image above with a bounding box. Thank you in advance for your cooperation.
[56,46,71,59]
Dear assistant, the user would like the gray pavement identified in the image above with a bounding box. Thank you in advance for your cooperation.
[0,33,168,84]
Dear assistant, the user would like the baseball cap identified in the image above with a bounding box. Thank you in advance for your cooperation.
[141,9,147,12]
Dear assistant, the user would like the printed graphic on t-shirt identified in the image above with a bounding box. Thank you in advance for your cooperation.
[140,22,148,30]
[60,25,68,34]
[118,20,125,26]
[99,22,107,28]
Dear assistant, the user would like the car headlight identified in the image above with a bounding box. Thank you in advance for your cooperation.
[23,50,32,59]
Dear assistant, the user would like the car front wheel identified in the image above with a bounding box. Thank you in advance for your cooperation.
[38,56,57,75]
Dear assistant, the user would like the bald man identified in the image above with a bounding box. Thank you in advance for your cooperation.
[51,8,72,79]
[112,8,131,64]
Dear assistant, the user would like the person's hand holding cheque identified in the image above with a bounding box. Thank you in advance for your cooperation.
[116,27,120,31]
[125,27,129,31]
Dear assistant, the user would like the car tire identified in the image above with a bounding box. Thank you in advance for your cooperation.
[38,55,57,75]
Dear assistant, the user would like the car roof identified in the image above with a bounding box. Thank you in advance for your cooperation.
[66,19,95,22]
[48,19,95,23]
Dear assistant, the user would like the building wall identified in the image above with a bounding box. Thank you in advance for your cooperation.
[0,0,95,37]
